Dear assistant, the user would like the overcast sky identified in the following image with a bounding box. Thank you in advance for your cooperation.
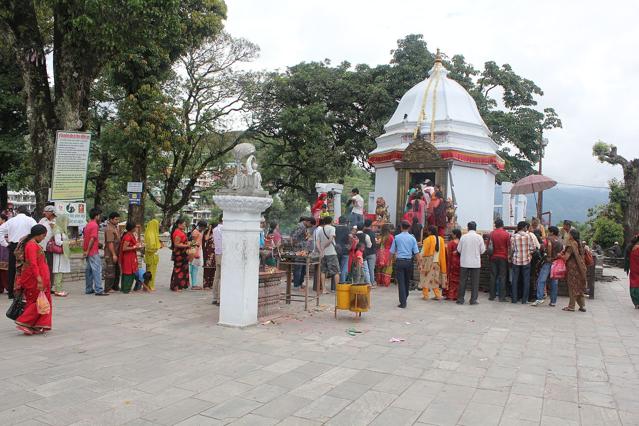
[225,0,639,187]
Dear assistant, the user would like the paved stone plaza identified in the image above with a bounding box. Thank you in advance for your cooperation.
[1,250,639,426]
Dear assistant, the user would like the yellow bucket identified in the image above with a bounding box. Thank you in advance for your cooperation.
[349,284,371,313]
[336,283,351,310]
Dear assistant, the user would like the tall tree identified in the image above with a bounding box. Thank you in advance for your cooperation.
[146,32,260,230]
[0,0,226,216]
[255,60,391,204]
[0,43,28,207]
[593,141,639,246]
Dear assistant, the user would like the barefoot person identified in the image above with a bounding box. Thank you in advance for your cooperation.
[170,219,190,292]
[119,221,143,294]
[14,224,52,335]
[561,229,587,312]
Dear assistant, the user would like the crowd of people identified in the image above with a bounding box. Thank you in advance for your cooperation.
[2,195,639,336]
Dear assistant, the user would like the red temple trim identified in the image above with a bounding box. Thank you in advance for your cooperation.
[368,149,505,170]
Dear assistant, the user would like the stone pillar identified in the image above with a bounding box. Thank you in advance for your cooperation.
[501,182,514,226]
[315,183,343,219]
[211,194,273,327]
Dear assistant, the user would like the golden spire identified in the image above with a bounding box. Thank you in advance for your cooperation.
[434,48,442,64]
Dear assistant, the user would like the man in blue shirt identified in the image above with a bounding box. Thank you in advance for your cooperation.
[390,220,420,308]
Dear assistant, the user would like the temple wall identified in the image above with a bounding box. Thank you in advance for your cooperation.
[450,164,496,231]
[373,165,398,223]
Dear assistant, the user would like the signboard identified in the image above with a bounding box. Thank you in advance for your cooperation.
[50,131,91,201]
[127,182,143,193]
[128,192,142,205]
[54,202,87,227]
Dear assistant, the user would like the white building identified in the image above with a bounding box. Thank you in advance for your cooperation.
[369,52,503,230]
[8,190,36,212]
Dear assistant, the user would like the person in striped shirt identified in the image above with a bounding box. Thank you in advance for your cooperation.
[510,221,536,304]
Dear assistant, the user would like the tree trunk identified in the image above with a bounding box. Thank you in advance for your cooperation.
[623,159,639,246]
[0,182,7,209]
[52,2,94,132]
[161,208,179,232]
[127,153,147,225]
[3,1,57,218]
[93,149,113,208]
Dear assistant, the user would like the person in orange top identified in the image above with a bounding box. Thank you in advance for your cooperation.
[420,225,447,300]
[119,221,142,293]
[14,224,52,335]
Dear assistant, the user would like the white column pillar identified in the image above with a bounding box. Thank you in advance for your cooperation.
[212,194,273,327]
[315,183,344,219]
[501,182,514,227]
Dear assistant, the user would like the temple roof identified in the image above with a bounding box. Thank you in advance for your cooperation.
[384,53,490,138]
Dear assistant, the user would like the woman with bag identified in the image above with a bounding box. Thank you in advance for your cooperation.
[14,224,52,335]
[420,225,447,300]
[119,221,142,293]
[51,214,70,297]
[561,229,588,312]
[375,224,394,287]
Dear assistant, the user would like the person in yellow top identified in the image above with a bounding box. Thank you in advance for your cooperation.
[143,219,162,291]
[420,225,447,300]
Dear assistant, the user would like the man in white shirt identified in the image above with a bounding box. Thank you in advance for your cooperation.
[0,205,37,299]
[348,188,364,227]
[39,205,57,285]
[211,216,223,305]
[456,221,486,305]
[316,216,340,293]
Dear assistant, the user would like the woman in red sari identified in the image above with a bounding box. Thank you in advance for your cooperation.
[170,218,190,292]
[15,224,52,335]
[119,221,141,293]
[375,224,394,287]
[445,228,461,301]
[624,234,639,308]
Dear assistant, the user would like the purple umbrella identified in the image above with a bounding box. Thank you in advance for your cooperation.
[510,174,557,195]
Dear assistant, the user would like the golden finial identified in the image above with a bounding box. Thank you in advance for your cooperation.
[434,48,442,64]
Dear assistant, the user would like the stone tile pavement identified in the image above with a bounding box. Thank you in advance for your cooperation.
[1,249,639,425]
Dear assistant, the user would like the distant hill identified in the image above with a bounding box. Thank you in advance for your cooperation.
[495,184,609,224]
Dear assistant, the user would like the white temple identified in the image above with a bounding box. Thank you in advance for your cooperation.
[369,51,504,230]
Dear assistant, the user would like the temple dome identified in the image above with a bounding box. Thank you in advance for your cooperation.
[384,59,490,136]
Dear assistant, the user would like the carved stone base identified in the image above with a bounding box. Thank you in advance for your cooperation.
[212,194,273,327]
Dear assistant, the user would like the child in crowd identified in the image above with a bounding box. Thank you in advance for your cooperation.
[351,242,366,283]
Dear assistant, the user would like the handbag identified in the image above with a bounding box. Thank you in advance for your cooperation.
[37,291,51,315]
[47,238,63,254]
[550,258,567,280]
[6,293,25,320]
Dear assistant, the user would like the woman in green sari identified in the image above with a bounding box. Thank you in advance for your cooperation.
[51,214,71,296]
[144,219,162,291]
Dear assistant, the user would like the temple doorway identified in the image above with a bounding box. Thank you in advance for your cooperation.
[409,172,436,189]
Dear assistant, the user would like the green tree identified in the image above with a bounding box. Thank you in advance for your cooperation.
[255,61,389,204]
[592,216,624,249]
[0,43,28,206]
[146,32,261,230]
[0,0,226,217]
[593,141,639,246]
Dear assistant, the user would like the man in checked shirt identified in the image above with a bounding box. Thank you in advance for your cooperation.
[510,221,537,304]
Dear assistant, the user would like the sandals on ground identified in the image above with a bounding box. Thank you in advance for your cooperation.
[562,307,575,312]
[54,291,68,297]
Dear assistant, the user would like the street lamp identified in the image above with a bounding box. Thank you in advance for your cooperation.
[537,136,549,220]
